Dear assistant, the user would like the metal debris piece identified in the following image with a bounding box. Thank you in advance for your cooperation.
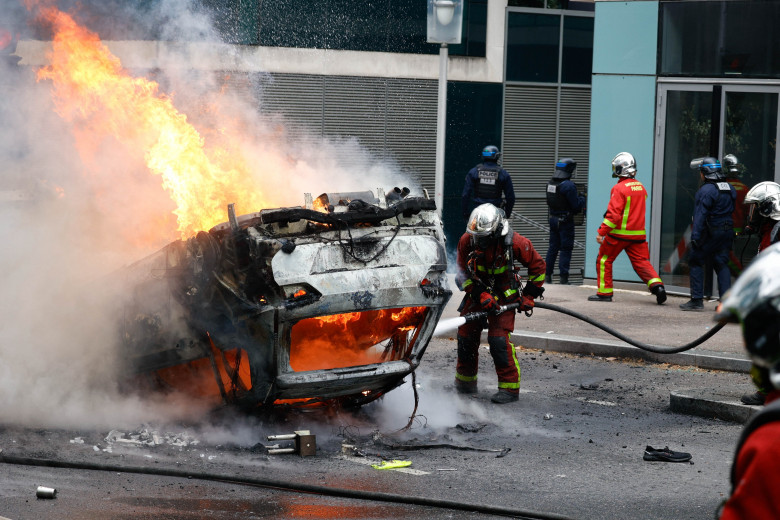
[36,486,56,499]
[266,430,316,457]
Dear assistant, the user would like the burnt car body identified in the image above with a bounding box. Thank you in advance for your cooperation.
[118,188,452,410]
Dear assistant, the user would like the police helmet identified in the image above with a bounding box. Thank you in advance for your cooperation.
[745,181,780,220]
[553,158,577,180]
[481,145,501,163]
[715,243,780,389]
[697,157,725,181]
[466,203,508,248]
[722,154,741,176]
[611,152,637,178]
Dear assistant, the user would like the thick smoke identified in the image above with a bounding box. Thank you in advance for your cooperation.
[0,0,417,429]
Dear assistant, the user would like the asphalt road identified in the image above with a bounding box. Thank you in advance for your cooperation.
[0,334,752,520]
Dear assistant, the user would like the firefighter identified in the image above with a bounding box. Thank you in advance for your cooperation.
[454,203,545,404]
[680,158,737,311]
[742,181,780,253]
[715,243,780,519]
[461,145,516,223]
[589,152,666,304]
[545,158,585,285]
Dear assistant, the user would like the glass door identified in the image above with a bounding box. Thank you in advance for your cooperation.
[652,84,780,293]
[721,88,779,275]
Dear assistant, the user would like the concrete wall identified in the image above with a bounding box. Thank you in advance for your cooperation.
[585,0,658,282]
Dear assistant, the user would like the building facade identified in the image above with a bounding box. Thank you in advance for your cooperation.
[588,0,780,294]
[7,0,595,278]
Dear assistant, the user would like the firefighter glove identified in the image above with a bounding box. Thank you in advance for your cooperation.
[518,296,535,312]
[479,292,500,313]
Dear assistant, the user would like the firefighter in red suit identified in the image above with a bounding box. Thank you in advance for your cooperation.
[588,152,667,304]
[743,180,780,253]
[454,203,546,404]
[715,243,780,519]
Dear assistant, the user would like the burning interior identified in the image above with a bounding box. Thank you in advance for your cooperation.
[119,188,451,410]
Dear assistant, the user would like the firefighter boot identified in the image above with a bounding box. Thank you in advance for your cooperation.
[587,294,612,302]
[491,389,519,404]
[454,378,478,394]
[651,285,667,305]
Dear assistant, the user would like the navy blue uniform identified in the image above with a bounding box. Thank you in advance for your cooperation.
[545,179,585,280]
[461,162,516,221]
[689,181,736,299]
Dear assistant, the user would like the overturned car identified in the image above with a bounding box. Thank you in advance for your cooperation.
[118,188,452,410]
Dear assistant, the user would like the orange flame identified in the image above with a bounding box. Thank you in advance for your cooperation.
[31,5,268,238]
[289,307,427,371]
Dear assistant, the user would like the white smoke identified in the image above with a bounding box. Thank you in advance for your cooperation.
[0,0,417,430]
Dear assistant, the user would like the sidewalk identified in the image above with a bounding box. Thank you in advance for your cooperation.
[438,278,757,422]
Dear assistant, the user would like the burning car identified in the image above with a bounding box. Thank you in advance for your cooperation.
[118,188,451,411]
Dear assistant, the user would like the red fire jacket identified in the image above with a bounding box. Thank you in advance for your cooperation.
[720,390,780,519]
[456,232,546,303]
[597,178,649,241]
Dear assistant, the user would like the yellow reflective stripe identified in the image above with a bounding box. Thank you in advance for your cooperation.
[497,334,521,390]
[621,196,631,230]
[455,373,478,382]
[528,274,545,282]
[598,254,613,294]
[646,278,662,287]
[602,218,617,229]
[504,288,518,297]
[475,265,508,274]
[610,229,646,236]
[462,279,473,289]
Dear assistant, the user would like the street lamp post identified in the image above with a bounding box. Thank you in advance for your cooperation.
[427,0,463,218]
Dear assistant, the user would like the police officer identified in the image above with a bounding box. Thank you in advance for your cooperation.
[454,204,545,404]
[715,243,780,519]
[545,158,585,285]
[680,158,737,311]
[461,145,516,222]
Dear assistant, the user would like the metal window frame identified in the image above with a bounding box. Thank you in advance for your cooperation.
[651,80,780,293]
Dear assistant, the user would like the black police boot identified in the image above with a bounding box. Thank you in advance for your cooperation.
[679,298,704,311]
[559,274,569,285]
[651,285,667,305]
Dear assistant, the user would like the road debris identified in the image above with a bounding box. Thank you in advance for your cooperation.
[36,486,56,499]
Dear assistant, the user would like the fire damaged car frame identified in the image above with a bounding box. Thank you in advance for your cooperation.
[119,188,452,410]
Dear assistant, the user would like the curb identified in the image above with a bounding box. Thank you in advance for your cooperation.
[670,389,760,424]
[509,331,751,374]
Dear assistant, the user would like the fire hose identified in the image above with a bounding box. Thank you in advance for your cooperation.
[457,302,726,355]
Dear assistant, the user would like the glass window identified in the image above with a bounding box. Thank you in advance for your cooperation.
[660,1,780,78]
[658,89,713,288]
[561,15,593,84]
[506,12,560,83]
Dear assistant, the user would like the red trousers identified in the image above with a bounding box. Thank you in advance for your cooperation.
[455,299,520,393]
[595,236,663,296]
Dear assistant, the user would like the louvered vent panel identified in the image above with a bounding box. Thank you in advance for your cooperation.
[385,78,438,190]
[254,73,325,141]
[323,76,388,158]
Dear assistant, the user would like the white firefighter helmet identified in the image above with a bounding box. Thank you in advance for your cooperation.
[715,243,780,388]
[745,181,780,219]
[722,154,741,176]
[466,203,508,243]
[611,152,637,178]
